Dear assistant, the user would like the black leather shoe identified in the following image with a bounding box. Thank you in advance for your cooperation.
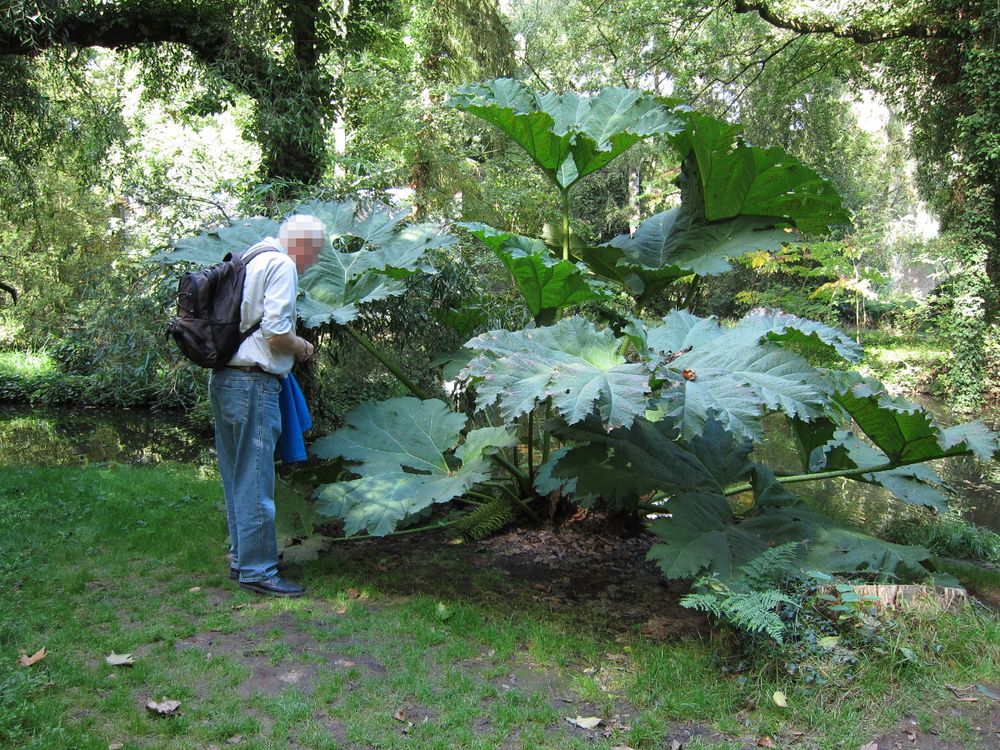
[238,576,305,598]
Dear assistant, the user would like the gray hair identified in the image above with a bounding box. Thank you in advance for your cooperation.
[278,214,326,244]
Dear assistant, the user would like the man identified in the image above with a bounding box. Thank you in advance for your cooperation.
[210,214,325,597]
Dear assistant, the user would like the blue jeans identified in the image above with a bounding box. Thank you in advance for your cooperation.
[209,368,282,583]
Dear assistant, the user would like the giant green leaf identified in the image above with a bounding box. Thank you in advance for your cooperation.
[545,216,694,302]
[533,442,627,507]
[463,316,652,429]
[648,466,932,581]
[940,422,1000,461]
[645,309,860,362]
[608,208,792,276]
[546,413,932,581]
[671,112,849,233]
[158,200,450,328]
[831,374,1000,463]
[448,79,683,189]
[575,243,691,302]
[374,224,453,277]
[153,217,279,265]
[639,310,841,439]
[298,251,407,327]
[294,200,453,327]
[312,398,515,536]
[459,223,602,323]
[648,492,767,580]
[649,373,763,442]
[545,415,752,501]
[644,309,723,355]
[295,198,405,248]
[655,345,829,440]
[729,309,862,362]
[296,198,451,277]
[789,415,839,472]
[743,469,931,579]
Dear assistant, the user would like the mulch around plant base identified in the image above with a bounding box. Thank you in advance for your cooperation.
[320,509,708,638]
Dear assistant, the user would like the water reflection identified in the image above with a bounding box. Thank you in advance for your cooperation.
[754,408,1000,534]
[1,401,996,533]
[0,405,214,467]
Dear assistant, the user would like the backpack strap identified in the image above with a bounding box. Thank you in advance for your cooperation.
[235,242,283,340]
[240,241,281,264]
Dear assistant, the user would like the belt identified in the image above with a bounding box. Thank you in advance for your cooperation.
[226,365,275,376]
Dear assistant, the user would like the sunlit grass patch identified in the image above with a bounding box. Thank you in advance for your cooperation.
[0,349,57,377]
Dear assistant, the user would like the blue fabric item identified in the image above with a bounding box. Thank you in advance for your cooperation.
[277,373,312,464]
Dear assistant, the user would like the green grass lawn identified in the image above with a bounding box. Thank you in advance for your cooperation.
[2,462,999,750]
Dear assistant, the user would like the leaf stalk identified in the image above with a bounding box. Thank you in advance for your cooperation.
[344,323,431,400]
[721,450,973,496]
[561,189,571,262]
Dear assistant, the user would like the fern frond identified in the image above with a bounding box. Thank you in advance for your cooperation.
[721,591,794,643]
[679,592,724,617]
[452,496,515,541]
[738,542,802,590]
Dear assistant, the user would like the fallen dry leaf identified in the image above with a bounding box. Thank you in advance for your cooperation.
[18,647,46,667]
[975,683,1000,700]
[566,716,602,729]
[772,690,788,707]
[393,709,406,721]
[105,652,135,666]
[146,698,182,716]
[757,737,776,748]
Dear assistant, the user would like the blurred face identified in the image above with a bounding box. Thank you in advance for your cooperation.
[285,233,324,274]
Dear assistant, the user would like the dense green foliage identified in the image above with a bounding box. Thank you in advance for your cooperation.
[3,0,998,418]
[3,0,999,591]
[160,81,998,586]
[727,0,1000,409]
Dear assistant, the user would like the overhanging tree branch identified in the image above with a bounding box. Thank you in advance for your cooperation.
[732,0,961,43]
[0,2,324,183]
[0,4,230,59]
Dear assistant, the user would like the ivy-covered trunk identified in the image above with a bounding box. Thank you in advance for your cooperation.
[948,12,1000,411]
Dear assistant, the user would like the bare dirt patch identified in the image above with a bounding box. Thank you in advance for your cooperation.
[866,702,1000,750]
[174,611,386,697]
[329,509,708,638]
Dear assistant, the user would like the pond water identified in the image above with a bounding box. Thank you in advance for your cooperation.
[754,396,1000,533]
[0,405,214,467]
[1,399,998,532]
